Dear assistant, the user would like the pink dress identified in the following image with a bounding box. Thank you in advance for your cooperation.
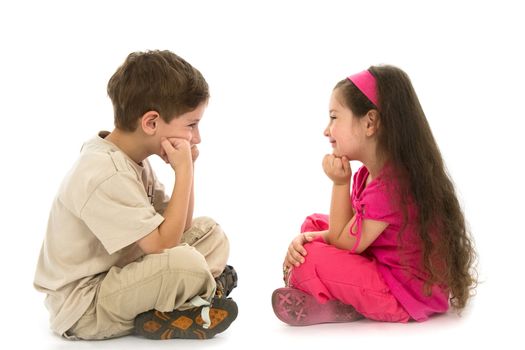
[289,166,449,322]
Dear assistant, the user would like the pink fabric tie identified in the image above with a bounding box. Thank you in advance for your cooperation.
[349,200,364,253]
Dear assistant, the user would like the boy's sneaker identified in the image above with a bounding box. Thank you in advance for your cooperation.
[272,287,363,326]
[134,297,238,340]
[215,265,238,298]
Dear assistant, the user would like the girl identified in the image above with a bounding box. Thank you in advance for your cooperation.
[272,66,477,325]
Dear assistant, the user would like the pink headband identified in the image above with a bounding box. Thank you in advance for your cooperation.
[347,70,378,107]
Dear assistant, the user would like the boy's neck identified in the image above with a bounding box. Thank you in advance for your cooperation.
[104,129,150,165]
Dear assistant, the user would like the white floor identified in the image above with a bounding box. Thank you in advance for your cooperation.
[19,273,516,349]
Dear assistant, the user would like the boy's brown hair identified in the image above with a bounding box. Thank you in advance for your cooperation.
[107,50,209,132]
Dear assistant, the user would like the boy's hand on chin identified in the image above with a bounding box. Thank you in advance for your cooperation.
[190,144,199,162]
[160,137,192,172]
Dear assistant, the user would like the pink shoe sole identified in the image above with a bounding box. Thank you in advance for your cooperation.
[272,287,363,326]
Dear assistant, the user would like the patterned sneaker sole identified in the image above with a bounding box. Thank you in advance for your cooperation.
[272,287,363,326]
[134,297,238,340]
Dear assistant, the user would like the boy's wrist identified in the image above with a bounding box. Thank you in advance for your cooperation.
[173,161,193,174]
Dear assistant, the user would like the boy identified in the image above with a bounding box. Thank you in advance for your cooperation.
[34,50,238,340]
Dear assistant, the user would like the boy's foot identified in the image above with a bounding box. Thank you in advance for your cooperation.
[271,287,363,326]
[134,297,238,340]
[215,265,238,298]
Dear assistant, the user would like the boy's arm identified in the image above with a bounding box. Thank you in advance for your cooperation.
[138,138,193,254]
[185,181,194,231]
[184,144,199,231]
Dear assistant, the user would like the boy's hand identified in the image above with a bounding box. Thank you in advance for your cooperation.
[160,137,192,172]
[191,144,199,162]
[322,154,352,185]
[284,232,317,268]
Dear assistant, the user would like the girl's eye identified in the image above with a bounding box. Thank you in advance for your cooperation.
[329,115,336,120]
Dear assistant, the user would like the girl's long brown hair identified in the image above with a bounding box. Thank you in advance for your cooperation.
[335,65,477,310]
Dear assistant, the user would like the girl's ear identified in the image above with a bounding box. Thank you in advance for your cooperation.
[365,110,380,137]
[141,111,160,136]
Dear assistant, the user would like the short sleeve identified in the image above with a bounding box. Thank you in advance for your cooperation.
[348,167,401,252]
[81,172,164,254]
[360,182,399,225]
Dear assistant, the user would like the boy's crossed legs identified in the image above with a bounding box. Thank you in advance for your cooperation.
[67,217,238,340]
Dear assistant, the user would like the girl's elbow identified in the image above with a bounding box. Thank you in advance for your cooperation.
[325,230,338,245]
[351,241,372,254]
[351,247,365,254]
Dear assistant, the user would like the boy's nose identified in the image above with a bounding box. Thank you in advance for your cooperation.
[192,130,201,144]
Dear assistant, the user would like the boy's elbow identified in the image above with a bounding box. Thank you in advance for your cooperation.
[138,228,175,255]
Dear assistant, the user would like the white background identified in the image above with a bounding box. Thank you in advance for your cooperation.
[0,0,523,348]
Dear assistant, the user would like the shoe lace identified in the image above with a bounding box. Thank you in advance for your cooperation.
[189,295,212,329]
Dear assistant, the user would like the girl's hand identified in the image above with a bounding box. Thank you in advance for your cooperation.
[322,154,352,185]
[160,137,192,172]
[284,232,317,268]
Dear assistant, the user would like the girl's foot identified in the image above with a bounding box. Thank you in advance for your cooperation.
[272,287,363,326]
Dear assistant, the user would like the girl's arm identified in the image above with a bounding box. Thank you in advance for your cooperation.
[321,154,388,253]
[327,182,353,239]
[322,153,353,238]
[325,216,388,253]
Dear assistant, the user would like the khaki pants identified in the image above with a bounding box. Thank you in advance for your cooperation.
[66,217,229,339]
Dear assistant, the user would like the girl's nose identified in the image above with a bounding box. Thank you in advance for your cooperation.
[323,125,330,137]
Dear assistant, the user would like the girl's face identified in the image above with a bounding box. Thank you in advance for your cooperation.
[324,89,368,160]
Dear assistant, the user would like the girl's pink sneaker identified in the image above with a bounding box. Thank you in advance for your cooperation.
[272,287,363,326]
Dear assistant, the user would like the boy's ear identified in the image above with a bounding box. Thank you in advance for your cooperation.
[365,109,380,137]
[141,111,160,136]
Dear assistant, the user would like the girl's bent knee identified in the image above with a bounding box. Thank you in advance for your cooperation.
[303,241,327,259]
[291,241,330,280]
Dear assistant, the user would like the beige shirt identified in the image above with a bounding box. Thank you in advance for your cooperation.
[34,132,169,335]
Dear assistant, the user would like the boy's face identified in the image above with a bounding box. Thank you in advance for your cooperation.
[156,103,206,146]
